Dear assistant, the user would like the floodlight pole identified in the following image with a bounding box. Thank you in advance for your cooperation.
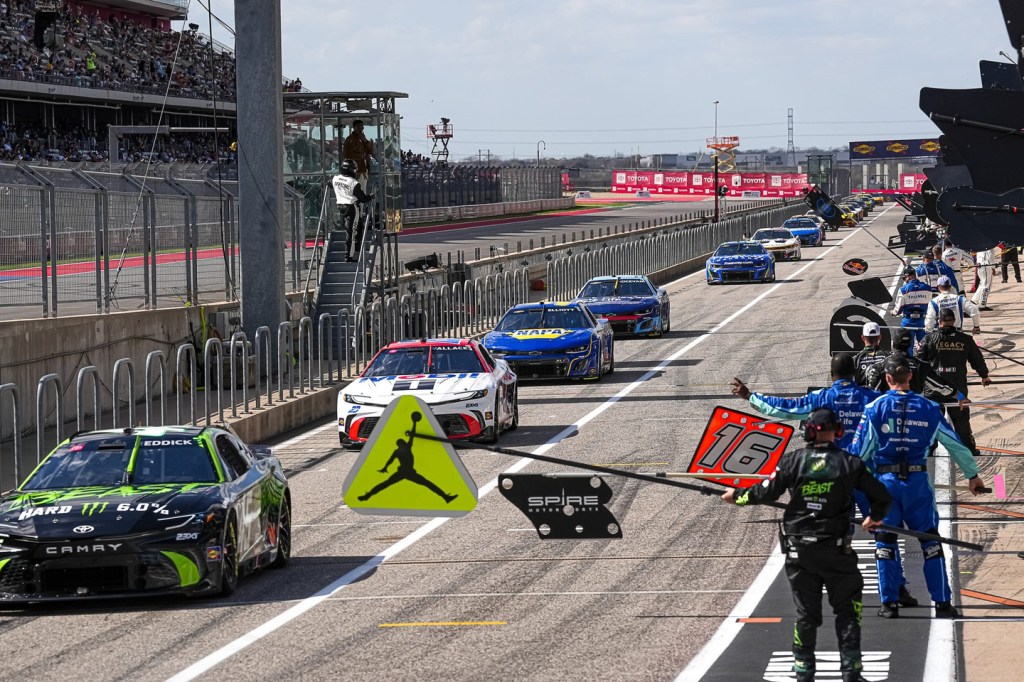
[713,100,720,223]
[536,140,546,168]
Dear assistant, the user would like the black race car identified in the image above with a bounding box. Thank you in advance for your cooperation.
[0,425,290,602]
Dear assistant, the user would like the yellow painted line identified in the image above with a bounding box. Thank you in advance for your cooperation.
[590,461,671,467]
[379,621,507,628]
[738,617,782,624]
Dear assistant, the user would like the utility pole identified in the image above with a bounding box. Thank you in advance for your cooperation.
[787,107,795,168]
[713,100,720,223]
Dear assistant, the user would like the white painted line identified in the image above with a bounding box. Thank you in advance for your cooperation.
[924,447,955,682]
[167,221,872,682]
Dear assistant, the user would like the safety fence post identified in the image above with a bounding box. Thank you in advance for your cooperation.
[75,366,102,432]
[1,383,22,484]
[254,326,272,409]
[297,317,313,395]
[228,331,249,416]
[144,350,166,426]
[176,344,197,425]
[203,339,223,425]
[277,321,293,400]
[318,313,335,387]
[111,358,135,429]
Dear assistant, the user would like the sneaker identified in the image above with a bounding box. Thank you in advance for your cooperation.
[796,673,814,682]
[842,674,867,682]
[935,601,959,618]
[878,601,899,618]
[899,586,919,607]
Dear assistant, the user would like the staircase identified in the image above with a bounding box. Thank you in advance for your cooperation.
[313,209,379,323]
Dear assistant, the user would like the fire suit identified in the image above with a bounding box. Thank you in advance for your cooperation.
[923,292,981,333]
[851,391,979,606]
[916,260,959,293]
[853,346,890,387]
[732,442,891,681]
[892,278,933,353]
[748,380,880,454]
[942,246,975,293]
[332,173,373,260]
[917,327,990,457]
[863,353,963,404]
[972,247,997,306]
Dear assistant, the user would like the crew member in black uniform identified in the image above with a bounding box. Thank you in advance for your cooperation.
[863,328,962,403]
[723,408,892,682]
[917,307,992,456]
[852,322,890,386]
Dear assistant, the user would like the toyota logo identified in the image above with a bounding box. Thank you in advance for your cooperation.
[73,525,94,534]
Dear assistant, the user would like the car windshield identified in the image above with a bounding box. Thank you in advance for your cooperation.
[578,278,654,298]
[22,436,218,490]
[715,243,765,256]
[495,306,590,331]
[753,229,793,240]
[364,346,484,376]
[783,219,816,229]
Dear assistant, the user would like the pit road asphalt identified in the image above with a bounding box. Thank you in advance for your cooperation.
[0,208,937,681]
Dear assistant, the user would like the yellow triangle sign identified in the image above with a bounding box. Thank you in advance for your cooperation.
[342,395,478,517]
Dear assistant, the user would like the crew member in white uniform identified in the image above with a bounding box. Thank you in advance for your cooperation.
[941,239,975,294]
[332,159,374,262]
[972,246,998,311]
[924,276,981,334]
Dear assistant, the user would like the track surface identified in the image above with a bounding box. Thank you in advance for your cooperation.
[0,208,933,681]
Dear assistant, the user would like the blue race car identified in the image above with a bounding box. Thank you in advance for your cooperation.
[483,302,614,380]
[706,241,775,284]
[782,217,825,246]
[572,275,670,337]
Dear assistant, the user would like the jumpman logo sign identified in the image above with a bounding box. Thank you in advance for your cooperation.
[357,411,459,504]
[342,395,478,517]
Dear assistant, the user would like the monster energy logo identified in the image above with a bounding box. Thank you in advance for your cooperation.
[81,502,109,516]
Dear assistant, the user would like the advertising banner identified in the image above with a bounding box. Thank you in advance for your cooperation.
[848,139,942,160]
[898,173,928,192]
[611,171,808,197]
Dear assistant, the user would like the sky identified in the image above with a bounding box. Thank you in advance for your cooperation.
[185,0,1011,161]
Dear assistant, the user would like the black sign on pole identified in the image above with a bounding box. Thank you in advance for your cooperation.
[498,473,622,539]
[829,304,890,355]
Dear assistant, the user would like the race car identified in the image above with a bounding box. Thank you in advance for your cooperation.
[782,217,824,247]
[572,274,670,336]
[338,338,518,447]
[0,425,290,602]
[751,227,802,261]
[483,302,614,380]
[803,210,836,232]
[705,241,775,284]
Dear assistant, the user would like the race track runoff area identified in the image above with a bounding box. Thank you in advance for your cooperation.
[0,206,1007,681]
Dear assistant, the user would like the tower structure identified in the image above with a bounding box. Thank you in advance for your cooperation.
[427,118,454,165]
[787,108,796,168]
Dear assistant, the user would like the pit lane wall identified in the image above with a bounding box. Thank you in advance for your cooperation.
[0,199,798,477]
[403,198,575,225]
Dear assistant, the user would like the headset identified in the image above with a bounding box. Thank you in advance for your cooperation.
[802,410,844,442]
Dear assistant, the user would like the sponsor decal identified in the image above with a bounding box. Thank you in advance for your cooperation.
[852,144,876,155]
[18,505,72,521]
[73,525,94,534]
[142,439,194,447]
[82,502,108,516]
[3,484,215,510]
[206,546,223,561]
[920,140,941,153]
[176,532,200,541]
[527,492,601,510]
[886,142,910,154]
[842,258,869,275]
[510,329,570,339]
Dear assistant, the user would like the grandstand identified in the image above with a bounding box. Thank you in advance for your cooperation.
[0,0,241,164]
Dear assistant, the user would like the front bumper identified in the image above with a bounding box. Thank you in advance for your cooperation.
[340,401,490,444]
[499,351,599,380]
[765,245,800,261]
[0,542,218,602]
[706,264,772,284]
[602,314,662,335]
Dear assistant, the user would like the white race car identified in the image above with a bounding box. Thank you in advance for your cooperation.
[337,338,518,448]
[751,227,802,261]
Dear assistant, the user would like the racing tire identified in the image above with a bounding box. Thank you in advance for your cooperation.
[663,312,670,334]
[481,400,504,444]
[220,513,240,596]
[269,497,291,569]
[508,388,519,431]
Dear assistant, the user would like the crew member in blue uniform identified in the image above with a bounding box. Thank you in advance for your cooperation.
[891,267,932,355]
[730,353,878,454]
[851,354,987,619]
[723,408,891,682]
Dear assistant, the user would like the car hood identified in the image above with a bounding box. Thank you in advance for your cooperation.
[574,296,658,315]
[708,253,770,265]
[484,328,593,352]
[0,484,221,539]
[345,373,489,400]
[756,238,797,247]
[786,226,819,236]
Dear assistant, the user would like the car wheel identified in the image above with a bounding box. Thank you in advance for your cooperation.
[482,398,503,443]
[508,387,519,431]
[663,311,671,334]
[269,496,291,569]
[220,513,240,596]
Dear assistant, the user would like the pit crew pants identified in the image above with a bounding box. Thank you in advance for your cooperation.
[972,264,992,306]
[945,405,979,457]
[875,472,949,604]
[785,542,864,678]
[899,320,926,358]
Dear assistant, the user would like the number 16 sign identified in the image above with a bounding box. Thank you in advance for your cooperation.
[687,406,795,488]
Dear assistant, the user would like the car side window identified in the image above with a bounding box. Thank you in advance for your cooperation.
[582,306,598,326]
[477,345,496,371]
[216,434,250,479]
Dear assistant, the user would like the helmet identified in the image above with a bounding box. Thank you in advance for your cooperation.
[339,159,357,177]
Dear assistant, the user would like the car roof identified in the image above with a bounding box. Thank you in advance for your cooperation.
[70,426,207,442]
[586,275,647,282]
[509,301,584,310]
[381,338,474,349]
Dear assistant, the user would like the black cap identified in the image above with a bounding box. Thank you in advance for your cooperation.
[902,266,917,278]
[807,408,839,431]
[892,327,912,351]
[883,352,910,376]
